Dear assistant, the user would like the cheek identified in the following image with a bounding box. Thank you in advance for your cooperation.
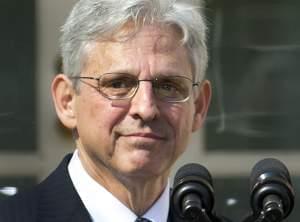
[163,104,194,153]
[76,96,126,144]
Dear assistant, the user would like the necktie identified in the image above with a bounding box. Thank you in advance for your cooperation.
[135,217,152,222]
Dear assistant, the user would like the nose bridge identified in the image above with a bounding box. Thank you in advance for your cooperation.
[129,79,160,120]
[135,79,155,104]
[138,79,154,88]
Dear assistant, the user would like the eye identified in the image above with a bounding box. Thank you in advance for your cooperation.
[156,78,184,94]
[101,75,136,89]
[109,78,130,88]
[99,73,138,98]
[154,76,191,100]
[160,81,177,91]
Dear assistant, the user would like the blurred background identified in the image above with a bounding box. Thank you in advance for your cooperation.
[0,0,299,221]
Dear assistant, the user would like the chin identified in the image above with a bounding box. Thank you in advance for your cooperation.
[117,150,171,178]
[126,160,168,179]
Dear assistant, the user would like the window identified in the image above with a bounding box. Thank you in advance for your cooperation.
[0,0,36,152]
[205,0,300,151]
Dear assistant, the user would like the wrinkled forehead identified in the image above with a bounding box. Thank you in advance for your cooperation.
[109,22,185,54]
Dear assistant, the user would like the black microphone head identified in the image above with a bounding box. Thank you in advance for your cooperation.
[172,163,214,220]
[250,158,291,189]
[174,163,213,188]
[250,158,295,219]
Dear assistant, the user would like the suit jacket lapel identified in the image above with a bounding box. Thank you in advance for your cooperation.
[37,153,92,222]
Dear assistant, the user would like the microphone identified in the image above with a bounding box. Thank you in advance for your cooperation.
[249,158,295,222]
[171,163,215,222]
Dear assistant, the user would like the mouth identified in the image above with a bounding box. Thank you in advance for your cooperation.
[122,132,166,140]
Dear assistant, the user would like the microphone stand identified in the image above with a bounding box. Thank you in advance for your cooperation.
[170,197,231,222]
[242,196,285,222]
[242,193,286,222]
[180,193,212,222]
[242,212,283,222]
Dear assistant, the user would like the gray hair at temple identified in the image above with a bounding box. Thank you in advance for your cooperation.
[60,0,208,86]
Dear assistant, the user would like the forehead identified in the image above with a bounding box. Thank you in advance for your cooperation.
[82,23,191,75]
[114,23,184,52]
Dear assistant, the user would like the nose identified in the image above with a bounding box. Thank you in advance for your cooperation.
[128,81,160,122]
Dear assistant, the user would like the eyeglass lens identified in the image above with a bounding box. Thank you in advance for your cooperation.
[98,73,193,102]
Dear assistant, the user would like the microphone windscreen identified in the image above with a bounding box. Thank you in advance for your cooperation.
[174,163,212,187]
[250,158,291,189]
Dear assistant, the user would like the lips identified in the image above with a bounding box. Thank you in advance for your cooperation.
[122,132,165,140]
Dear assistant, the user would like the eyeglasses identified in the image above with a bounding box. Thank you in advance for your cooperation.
[71,73,199,103]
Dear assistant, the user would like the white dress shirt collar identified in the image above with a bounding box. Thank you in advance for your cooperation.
[68,150,170,222]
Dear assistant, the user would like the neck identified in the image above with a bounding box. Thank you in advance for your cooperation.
[110,176,168,215]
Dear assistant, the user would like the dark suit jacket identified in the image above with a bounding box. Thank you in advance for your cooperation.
[0,154,92,222]
[0,154,176,222]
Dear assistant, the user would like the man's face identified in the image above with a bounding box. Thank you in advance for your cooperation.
[70,24,209,181]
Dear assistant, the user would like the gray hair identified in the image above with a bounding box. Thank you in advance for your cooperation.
[60,0,208,83]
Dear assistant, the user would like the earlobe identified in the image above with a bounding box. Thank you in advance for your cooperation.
[192,80,212,132]
[51,74,77,129]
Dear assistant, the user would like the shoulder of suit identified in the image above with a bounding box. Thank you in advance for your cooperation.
[0,153,74,222]
[0,186,39,221]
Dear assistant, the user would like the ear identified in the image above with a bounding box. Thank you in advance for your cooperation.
[51,74,77,129]
[192,80,212,132]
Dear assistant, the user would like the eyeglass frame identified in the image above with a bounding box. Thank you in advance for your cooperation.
[70,73,200,103]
